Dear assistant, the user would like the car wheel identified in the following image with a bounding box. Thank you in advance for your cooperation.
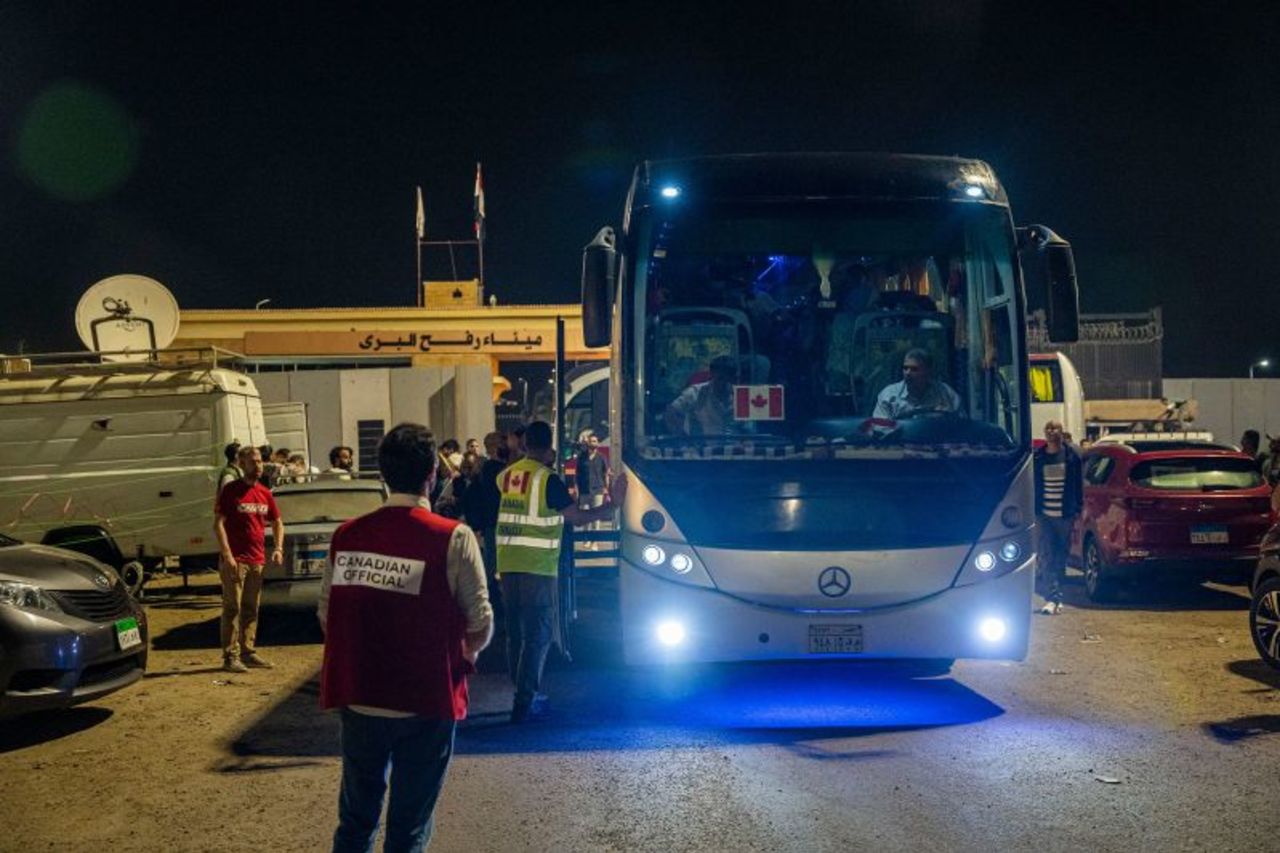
[1249,576,1280,670]
[120,560,146,596]
[1083,536,1116,602]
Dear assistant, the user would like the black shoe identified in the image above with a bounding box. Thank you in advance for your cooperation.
[510,704,531,724]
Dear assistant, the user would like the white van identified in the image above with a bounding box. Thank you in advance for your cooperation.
[0,351,267,581]
[262,401,310,463]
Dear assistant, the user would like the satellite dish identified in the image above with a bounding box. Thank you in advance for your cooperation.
[75,275,180,362]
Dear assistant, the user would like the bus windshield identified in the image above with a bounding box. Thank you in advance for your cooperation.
[630,201,1025,461]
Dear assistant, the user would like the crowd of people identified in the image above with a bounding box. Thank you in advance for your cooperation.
[208,421,624,849]
[217,442,356,491]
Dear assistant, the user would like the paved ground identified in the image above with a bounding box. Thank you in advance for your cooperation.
[2,568,1278,852]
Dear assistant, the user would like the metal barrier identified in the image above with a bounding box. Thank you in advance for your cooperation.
[571,527,619,575]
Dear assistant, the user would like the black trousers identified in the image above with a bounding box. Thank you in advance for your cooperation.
[500,572,555,708]
[1037,515,1074,602]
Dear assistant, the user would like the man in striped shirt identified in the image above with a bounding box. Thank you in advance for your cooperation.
[1033,420,1083,614]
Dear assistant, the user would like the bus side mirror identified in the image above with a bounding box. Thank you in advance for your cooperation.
[581,227,617,349]
[1018,224,1080,343]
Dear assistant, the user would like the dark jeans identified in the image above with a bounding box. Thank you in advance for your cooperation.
[333,709,456,853]
[500,572,555,709]
[1037,515,1075,603]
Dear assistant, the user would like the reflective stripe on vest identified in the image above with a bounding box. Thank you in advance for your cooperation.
[495,459,563,576]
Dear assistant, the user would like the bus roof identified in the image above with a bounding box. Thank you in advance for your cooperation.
[631,152,1008,209]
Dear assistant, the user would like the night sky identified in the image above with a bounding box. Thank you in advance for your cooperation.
[1,2,1275,377]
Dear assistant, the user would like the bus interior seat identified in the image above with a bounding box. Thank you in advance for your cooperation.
[651,306,755,410]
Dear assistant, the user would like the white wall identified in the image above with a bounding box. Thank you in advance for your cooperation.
[289,372,342,462]
[340,368,392,471]
[390,368,431,427]
[249,364,495,470]
[455,364,495,443]
[1163,378,1280,443]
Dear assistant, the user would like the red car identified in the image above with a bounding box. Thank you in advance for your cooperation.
[1071,441,1274,600]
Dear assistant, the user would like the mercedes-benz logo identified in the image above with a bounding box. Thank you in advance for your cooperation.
[818,566,851,597]
[93,572,112,589]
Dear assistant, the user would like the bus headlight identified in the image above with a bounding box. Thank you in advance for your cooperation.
[624,538,716,589]
[656,620,687,647]
[979,617,1007,642]
[954,530,1033,587]
[642,545,666,566]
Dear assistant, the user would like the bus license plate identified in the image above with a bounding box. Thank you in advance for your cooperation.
[1190,525,1228,544]
[115,617,143,651]
[808,624,863,654]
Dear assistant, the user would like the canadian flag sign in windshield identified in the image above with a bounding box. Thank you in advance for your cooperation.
[733,385,785,421]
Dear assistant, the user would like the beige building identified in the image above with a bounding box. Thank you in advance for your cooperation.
[172,303,604,467]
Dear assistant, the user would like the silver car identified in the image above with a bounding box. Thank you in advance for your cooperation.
[262,475,388,605]
[0,532,148,719]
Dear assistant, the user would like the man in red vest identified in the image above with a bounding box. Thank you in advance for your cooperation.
[318,422,493,852]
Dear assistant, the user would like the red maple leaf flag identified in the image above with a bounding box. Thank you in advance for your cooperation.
[732,385,785,421]
[504,470,528,493]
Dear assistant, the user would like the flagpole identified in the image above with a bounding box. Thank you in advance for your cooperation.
[414,185,425,308]
[474,162,486,304]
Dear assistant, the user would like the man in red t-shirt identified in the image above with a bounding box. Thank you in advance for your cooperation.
[214,445,284,673]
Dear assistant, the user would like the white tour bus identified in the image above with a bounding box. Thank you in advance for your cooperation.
[1029,351,1085,445]
[578,153,1080,665]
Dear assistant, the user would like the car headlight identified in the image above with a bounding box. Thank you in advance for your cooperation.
[0,580,63,613]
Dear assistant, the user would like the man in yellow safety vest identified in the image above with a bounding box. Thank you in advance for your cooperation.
[496,420,625,722]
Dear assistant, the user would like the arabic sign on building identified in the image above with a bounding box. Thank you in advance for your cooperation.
[242,330,549,356]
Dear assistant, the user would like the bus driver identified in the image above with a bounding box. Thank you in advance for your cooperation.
[873,348,961,420]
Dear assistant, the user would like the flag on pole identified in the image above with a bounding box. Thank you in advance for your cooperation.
[415,186,425,241]
[473,162,486,242]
